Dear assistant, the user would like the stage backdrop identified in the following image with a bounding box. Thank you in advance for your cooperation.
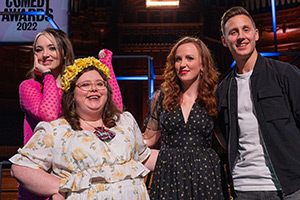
[0,0,69,43]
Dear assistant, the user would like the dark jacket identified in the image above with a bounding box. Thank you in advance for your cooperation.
[216,53,300,196]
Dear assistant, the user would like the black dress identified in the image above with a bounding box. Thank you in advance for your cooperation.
[144,90,223,200]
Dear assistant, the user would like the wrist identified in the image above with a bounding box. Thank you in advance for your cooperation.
[42,71,54,78]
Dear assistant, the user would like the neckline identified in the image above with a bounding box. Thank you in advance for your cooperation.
[80,117,116,141]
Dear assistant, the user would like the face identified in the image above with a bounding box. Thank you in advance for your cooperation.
[174,42,203,85]
[221,15,259,60]
[35,35,62,72]
[74,70,108,117]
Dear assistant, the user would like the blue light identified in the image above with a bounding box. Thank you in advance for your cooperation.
[21,11,46,15]
[116,77,149,80]
[230,60,236,68]
[47,16,59,30]
[260,52,280,57]
[271,0,278,52]
[150,79,154,99]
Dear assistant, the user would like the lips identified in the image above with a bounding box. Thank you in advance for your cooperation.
[42,60,53,65]
[87,95,100,100]
[179,70,189,75]
[236,43,247,48]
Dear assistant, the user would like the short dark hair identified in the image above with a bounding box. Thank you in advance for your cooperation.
[220,6,256,35]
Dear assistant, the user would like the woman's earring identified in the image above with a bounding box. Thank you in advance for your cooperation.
[200,70,203,77]
[72,101,75,109]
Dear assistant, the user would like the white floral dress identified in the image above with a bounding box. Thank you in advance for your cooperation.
[10,112,151,200]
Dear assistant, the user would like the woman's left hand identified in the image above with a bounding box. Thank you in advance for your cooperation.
[98,49,106,59]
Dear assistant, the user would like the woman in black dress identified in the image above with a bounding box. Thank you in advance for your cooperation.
[143,36,224,199]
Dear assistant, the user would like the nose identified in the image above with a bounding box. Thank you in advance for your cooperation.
[238,30,246,40]
[180,58,188,67]
[90,82,98,91]
[42,49,50,58]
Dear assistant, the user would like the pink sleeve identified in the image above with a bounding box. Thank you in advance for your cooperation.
[19,75,62,122]
[100,49,123,111]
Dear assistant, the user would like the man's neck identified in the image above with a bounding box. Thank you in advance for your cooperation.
[235,50,258,74]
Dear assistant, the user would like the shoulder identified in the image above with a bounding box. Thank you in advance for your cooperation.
[117,111,139,126]
[152,89,164,103]
[119,111,135,122]
[35,118,71,132]
[19,79,41,94]
[20,79,40,88]
[258,55,293,71]
[217,70,234,92]
[258,55,300,78]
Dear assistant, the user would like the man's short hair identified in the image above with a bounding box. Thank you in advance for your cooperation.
[220,6,256,35]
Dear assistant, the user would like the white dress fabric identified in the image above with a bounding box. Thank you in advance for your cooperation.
[10,111,151,200]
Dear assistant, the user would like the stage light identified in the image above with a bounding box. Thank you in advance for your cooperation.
[146,0,179,8]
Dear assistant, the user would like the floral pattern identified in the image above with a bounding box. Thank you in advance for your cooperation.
[10,112,150,200]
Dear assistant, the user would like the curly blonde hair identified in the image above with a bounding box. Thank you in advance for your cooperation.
[161,36,219,116]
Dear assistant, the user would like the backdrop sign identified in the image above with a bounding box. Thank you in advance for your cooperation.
[0,0,69,43]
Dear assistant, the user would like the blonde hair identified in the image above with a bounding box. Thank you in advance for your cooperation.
[27,28,74,80]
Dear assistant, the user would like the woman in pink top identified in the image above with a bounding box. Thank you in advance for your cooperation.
[19,28,74,145]
[19,28,123,200]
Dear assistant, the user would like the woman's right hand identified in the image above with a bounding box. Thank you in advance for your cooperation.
[34,54,51,75]
[51,192,67,200]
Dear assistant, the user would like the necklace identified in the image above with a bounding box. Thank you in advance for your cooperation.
[80,118,116,141]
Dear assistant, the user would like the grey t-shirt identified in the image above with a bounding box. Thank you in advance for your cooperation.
[232,70,280,191]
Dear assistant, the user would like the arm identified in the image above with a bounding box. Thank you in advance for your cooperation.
[143,149,159,171]
[143,128,161,147]
[10,121,65,199]
[214,130,227,151]
[19,76,61,122]
[281,64,300,129]
[11,164,64,198]
[142,90,162,147]
[99,49,123,111]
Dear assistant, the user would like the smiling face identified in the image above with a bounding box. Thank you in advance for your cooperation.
[174,42,203,86]
[74,70,108,119]
[221,14,259,61]
[34,34,63,74]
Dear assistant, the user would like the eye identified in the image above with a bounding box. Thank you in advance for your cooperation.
[187,56,194,61]
[175,57,181,62]
[35,48,42,53]
[49,46,56,51]
[96,81,105,87]
[230,30,237,35]
[80,82,91,87]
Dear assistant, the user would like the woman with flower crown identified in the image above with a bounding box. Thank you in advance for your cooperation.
[19,28,123,146]
[10,57,158,200]
[18,28,123,199]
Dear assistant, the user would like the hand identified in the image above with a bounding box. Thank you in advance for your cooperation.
[51,191,66,200]
[33,54,51,75]
[98,49,106,59]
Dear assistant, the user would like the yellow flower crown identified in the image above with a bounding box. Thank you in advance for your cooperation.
[61,56,111,92]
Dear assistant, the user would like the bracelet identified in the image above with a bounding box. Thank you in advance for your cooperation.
[42,71,54,78]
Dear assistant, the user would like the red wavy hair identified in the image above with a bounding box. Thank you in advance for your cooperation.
[161,36,219,116]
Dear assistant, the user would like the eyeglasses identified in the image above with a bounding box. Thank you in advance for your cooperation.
[76,81,107,91]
